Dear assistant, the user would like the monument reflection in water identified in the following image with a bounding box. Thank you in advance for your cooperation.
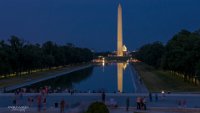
[117,62,128,93]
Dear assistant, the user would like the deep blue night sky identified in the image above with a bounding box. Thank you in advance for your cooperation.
[0,0,200,52]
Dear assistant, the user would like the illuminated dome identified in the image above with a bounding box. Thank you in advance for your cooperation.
[123,45,127,52]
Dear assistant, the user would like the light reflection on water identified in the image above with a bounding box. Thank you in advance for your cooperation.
[117,63,123,93]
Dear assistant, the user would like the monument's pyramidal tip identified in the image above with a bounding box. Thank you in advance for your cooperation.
[118,3,121,7]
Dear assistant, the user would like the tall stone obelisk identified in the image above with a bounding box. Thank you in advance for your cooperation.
[117,3,123,56]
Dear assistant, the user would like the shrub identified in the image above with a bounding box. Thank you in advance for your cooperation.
[86,102,109,113]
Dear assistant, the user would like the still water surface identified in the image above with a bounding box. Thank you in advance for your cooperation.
[27,63,136,93]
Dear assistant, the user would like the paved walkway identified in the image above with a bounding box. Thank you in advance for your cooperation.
[1,107,200,113]
[129,65,148,93]
[1,65,92,92]
[1,93,200,113]
[110,107,200,113]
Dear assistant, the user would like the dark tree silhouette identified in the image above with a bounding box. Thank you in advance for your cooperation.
[0,36,93,77]
[135,29,200,81]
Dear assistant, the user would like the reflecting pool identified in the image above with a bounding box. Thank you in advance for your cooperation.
[23,63,136,93]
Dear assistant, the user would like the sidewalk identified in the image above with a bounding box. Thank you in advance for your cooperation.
[1,93,200,112]
[110,107,200,113]
[1,107,200,113]
[1,93,200,107]
[0,105,85,113]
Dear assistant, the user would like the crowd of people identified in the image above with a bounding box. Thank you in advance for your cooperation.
[13,89,48,112]
[12,85,150,94]
[13,91,69,112]
[136,97,147,110]
[11,92,159,113]
[100,92,159,111]
[10,88,189,112]
[13,86,124,94]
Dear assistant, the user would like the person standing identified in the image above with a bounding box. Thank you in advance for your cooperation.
[149,92,152,102]
[142,97,147,110]
[19,91,23,105]
[126,97,130,111]
[31,97,34,107]
[43,97,47,111]
[102,91,106,103]
[28,97,31,107]
[37,95,42,112]
[13,97,17,106]
[155,93,158,102]
[60,99,65,113]
[136,97,141,110]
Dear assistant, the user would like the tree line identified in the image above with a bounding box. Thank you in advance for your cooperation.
[135,29,200,80]
[0,36,93,77]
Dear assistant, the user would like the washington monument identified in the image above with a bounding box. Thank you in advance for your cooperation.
[117,3,123,56]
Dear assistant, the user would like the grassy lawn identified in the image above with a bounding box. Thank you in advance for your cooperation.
[0,63,89,89]
[133,62,200,92]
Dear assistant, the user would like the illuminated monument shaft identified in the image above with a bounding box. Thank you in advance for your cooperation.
[117,4,123,56]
